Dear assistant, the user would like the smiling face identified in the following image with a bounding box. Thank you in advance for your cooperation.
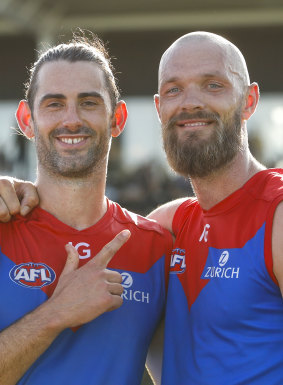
[29,60,114,178]
[155,33,250,178]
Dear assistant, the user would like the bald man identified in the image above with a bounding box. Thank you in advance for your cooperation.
[1,32,283,384]
[149,31,283,384]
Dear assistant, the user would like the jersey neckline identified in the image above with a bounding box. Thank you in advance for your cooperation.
[26,197,115,235]
[202,168,283,217]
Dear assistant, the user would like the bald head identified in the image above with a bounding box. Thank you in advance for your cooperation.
[155,31,260,179]
[158,31,250,92]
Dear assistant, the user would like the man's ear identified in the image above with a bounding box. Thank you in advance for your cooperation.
[154,94,161,122]
[242,83,260,121]
[111,100,128,138]
[16,100,34,139]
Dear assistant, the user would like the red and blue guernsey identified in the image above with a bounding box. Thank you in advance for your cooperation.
[162,169,283,385]
[0,198,172,385]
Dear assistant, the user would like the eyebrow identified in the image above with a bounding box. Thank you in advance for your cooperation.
[202,72,227,79]
[160,77,179,86]
[160,72,229,88]
[39,91,105,106]
[39,93,65,106]
[78,92,105,101]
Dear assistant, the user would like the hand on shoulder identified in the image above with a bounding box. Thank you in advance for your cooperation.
[0,177,39,221]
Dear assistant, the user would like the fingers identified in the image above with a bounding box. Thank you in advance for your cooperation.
[50,242,126,327]
[62,244,80,276]
[14,180,39,216]
[108,282,124,296]
[0,197,12,222]
[106,295,123,312]
[106,270,123,284]
[51,244,124,326]
[92,230,131,268]
[0,178,20,221]
[0,177,39,221]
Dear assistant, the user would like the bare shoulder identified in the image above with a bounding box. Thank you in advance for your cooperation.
[272,200,283,295]
[147,198,188,234]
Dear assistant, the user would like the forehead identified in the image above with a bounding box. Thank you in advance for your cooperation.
[159,39,235,85]
[35,60,110,102]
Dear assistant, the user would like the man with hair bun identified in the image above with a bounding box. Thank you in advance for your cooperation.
[0,33,172,385]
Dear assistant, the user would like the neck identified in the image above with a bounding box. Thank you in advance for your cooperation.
[36,165,108,230]
[190,150,265,211]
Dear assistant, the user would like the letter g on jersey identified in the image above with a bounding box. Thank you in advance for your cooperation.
[68,242,91,259]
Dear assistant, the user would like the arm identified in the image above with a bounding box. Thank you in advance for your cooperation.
[145,318,165,385]
[0,230,130,385]
[147,198,187,235]
[0,177,39,221]
[272,201,283,295]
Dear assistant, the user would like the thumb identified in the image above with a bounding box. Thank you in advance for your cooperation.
[61,244,80,276]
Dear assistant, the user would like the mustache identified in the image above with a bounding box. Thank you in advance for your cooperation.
[166,111,221,129]
[51,127,96,137]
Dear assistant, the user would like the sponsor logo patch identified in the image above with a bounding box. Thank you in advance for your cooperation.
[202,250,240,279]
[121,272,133,288]
[121,272,150,303]
[219,250,229,267]
[9,262,56,288]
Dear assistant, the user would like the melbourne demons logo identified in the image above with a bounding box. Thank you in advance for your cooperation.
[170,248,186,274]
[9,263,56,289]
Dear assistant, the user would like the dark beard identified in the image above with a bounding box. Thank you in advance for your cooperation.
[162,108,243,178]
[34,126,111,178]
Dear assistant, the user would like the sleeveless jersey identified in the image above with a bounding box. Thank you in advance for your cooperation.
[0,198,172,385]
[162,169,283,385]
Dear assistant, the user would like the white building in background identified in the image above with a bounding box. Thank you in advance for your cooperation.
[248,94,283,167]
[0,101,18,159]
[0,101,36,181]
[122,97,168,170]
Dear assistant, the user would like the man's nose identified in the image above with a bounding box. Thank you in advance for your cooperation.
[180,87,205,112]
[62,105,83,130]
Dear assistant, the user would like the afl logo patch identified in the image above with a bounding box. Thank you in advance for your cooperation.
[170,248,186,274]
[9,263,56,289]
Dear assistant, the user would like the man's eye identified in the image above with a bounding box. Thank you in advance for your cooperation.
[166,87,180,94]
[47,102,62,108]
[207,83,222,89]
[82,100,97,106]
